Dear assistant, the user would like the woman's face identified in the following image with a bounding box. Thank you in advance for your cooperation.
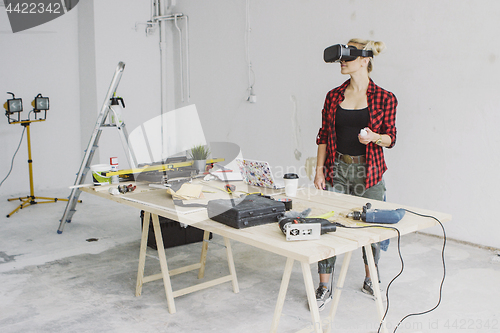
[340,43,369,75]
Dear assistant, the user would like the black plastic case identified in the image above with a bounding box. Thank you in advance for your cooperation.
[207,195,286,229]
[140,211,209,249]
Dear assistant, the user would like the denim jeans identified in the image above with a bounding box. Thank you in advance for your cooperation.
[318,159,386,275]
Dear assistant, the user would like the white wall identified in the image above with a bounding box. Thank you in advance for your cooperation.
[1,0,499,249]
[0,7,81,196]
[171,0,500,248]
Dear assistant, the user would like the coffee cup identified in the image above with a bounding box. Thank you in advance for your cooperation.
[283,173,299,197]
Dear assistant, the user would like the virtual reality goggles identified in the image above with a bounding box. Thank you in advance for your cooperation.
[324,44,373,63]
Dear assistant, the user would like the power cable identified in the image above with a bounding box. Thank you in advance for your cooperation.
[0,126,26,188]
[335,210,446,333]
[390,210,446,333]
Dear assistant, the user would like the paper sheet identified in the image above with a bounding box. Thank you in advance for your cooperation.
[167,183,204,200]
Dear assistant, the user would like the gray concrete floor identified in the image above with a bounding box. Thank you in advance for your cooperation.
[1,188,500,333]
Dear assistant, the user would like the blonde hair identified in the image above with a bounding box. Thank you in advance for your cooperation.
[348,38,386,73]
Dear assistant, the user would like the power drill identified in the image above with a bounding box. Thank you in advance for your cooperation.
[279,217,337,241]
[347,203,405,224]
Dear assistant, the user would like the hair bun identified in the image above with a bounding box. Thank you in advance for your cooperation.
[348,38,386,56]
[368,41,386,56]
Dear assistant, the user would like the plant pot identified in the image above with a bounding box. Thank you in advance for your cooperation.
[193,159,207,173]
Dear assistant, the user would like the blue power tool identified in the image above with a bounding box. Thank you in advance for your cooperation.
[347,203,405,224]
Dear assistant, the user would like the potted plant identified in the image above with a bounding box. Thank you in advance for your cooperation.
[189,144,210,173]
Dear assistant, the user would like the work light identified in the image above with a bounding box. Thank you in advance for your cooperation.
[4,92,23,114]
[32,93,49,112]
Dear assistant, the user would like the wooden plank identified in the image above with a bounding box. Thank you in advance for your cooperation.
[301,261,322,333]
[135,211,150,296]
[172,275,233,298]
[83,181,451,266]
[365,245,388,333]
[169,263,202,276]
[141,263,202,284]
[270,258,294,333]
[198,231,210,279]
[151,213,176,314]
[223,237,239,293]
[142,273,163,284]
[325,251,352,333]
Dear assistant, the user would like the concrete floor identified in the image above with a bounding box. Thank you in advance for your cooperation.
[1,188,500,333]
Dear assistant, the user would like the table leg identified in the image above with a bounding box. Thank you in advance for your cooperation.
[270,257,294,333]
[324,251,353,333]
[364,244,387,333]
[151,213,176,314]
[198,230,210,279]
[135,211,150,297]
[302,261,323,333]
[223,237,239,293]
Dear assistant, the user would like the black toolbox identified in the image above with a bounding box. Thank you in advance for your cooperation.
[207,194,286,229]
[140,211,210,250]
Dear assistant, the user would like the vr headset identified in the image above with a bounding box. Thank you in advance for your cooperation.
[324,44,373,63]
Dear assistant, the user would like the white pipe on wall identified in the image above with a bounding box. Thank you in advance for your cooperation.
[150,0,190,107]
[158,0,169,115]
[173,14,184,102]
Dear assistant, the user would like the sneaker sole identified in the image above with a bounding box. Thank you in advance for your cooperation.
[317,295,333,311]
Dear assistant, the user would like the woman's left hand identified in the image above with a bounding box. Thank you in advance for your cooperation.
[358,127,379,145]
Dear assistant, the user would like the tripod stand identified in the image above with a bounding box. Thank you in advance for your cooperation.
[6,118,75,217]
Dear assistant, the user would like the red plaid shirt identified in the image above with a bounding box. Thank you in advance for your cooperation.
[316,79,398,189]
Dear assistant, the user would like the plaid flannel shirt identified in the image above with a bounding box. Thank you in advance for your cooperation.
[316,79,398,189]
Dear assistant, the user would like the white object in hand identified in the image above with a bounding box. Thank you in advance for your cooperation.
[360,128,368,137]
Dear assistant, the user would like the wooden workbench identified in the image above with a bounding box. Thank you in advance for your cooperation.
[81,180,451,333]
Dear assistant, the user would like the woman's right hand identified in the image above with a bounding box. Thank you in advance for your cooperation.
[314,169,326,190]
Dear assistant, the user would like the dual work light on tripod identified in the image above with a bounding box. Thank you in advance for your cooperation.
[4,92,50,123]
[3,92,71,218]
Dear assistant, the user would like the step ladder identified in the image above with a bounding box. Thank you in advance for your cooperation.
[57,62,137,234]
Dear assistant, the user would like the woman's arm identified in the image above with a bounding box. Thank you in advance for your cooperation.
[314,144,327,190]
[358,128,392,147]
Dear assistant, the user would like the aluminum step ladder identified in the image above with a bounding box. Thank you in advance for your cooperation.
[58,62,137,234]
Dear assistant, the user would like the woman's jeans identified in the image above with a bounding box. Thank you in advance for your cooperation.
[317,159,386,276]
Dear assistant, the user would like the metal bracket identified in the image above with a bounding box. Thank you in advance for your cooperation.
[284,223,321,241]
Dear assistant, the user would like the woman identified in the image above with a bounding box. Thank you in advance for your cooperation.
[314,38,398,311]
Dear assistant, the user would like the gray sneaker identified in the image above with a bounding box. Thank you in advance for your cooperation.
[362,278,374,296]
[361,278,383,298]
[315,286,332,311]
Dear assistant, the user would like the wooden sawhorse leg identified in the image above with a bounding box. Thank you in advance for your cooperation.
[135,212,176,313]
[324,251,353,333]
[324,247,387,333]
[273,246,388,333]
[135,212,239,314]
[136,211,151,297]
[197,230,210,279]
[270,258,323,333]
[270,258,295,333]
[364,244,388,333]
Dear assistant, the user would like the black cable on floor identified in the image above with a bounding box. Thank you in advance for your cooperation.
[335,209,446,333]
[334,223,403,333]
[390,210,447,333]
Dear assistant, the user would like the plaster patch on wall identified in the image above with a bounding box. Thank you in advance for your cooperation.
[305,157,316,181]
[290,95,302,161]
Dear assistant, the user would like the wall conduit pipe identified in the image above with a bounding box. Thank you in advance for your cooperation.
[150,8,190,104]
